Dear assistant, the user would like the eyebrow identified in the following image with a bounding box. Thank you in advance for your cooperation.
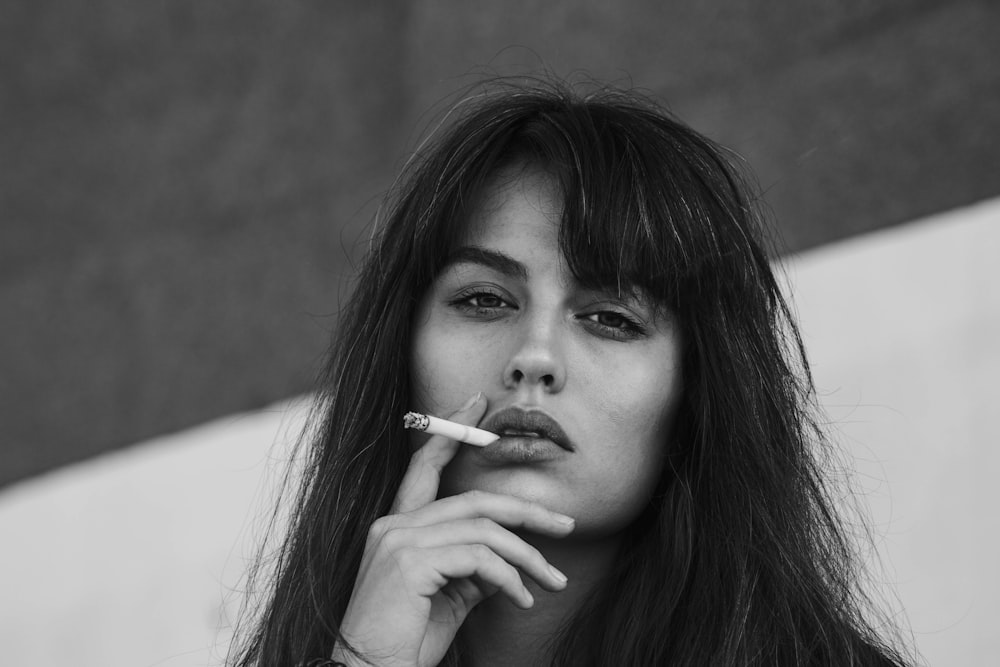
[442,246,528,281]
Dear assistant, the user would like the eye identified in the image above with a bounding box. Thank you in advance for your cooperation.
[468,293,506,309]
[579,310,645,340]
[594,312,628,329]
[448,288,516,316]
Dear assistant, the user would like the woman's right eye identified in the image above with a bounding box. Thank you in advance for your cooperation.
[449,290,514,314]
[470,293,505,308]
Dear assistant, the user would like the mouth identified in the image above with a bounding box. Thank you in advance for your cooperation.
[482,407,574,451]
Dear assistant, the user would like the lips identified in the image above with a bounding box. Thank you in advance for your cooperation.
[481,407,574,451]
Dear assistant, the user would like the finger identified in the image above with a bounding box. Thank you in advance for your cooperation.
[401,490,576,538]
[387,518,569,591]
[410,544,534,610]
[392,392,487,514]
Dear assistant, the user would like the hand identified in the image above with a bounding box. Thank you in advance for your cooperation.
[333,392,575,667]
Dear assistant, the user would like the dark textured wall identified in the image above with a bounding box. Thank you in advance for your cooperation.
[3,0,998,488]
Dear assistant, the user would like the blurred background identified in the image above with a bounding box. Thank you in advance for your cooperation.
[1,2,997,665]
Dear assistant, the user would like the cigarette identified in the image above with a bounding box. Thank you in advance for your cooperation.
[403,411,500,447]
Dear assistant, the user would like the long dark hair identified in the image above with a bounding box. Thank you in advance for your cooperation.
[229,80,910,666]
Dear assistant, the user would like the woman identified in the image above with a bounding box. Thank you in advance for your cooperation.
[229,81,910,666]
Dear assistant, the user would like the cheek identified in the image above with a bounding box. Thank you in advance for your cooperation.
[410,315,496,416]
[411,333,457,415]
[586,349,682,493]
[588,346,682,442]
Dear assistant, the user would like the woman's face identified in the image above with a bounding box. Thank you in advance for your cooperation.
[410,166,684,538]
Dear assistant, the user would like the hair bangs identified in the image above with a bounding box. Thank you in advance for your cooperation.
[406,88,765,320]
[556,129,690,309]
[488,98,734,311]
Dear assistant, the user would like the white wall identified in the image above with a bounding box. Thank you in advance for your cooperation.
[0,400,306,667]
[1,199,997,666]
[785,198,1000,664]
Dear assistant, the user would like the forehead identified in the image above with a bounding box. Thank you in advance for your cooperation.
[447,167,652,307]
[459,165,562,247]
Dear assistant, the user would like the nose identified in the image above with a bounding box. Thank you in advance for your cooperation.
[502,315,566,393]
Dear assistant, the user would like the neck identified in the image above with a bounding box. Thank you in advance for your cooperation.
[458,532,622,667]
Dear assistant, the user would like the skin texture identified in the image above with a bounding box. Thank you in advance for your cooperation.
[411,165,684,539]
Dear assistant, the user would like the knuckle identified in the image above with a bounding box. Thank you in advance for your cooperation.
[470,543,493,563]
[520,497,545,512]
[393,545,419,569]
[369,515,398,536]
[380,526,406,552]
[368,515,407,549]
[523,542,543,562]
[472,516,495,532]
[500,561,521,587]
[463,489,486,504]
[367,516,391,543]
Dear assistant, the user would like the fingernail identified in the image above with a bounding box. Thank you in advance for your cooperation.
[458,392,482,411]
[553,513,575,527]
[548,564,568,585]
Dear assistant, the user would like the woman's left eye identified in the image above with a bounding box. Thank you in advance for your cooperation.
[580,311,645,339]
